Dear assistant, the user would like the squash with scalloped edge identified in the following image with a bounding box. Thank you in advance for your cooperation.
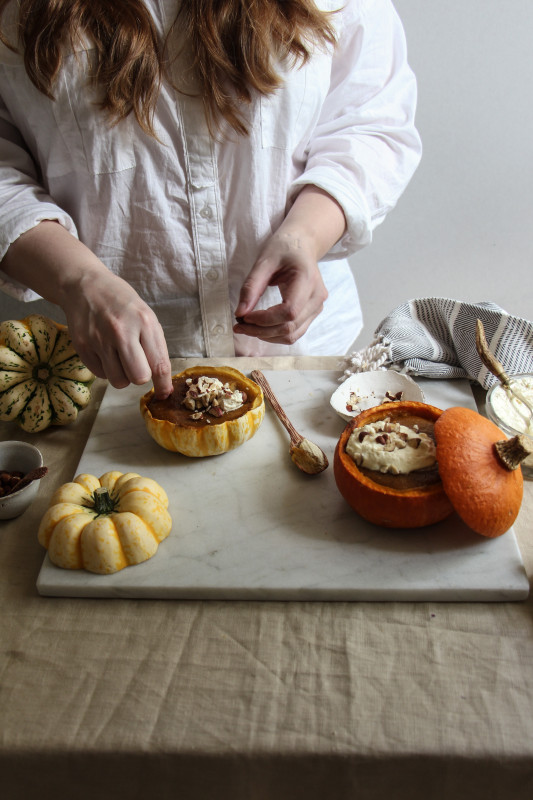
[0,314,94,432]
[140,365,265,456]
[38,471,172,574]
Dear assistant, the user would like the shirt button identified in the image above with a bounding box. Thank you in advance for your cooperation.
[206,269,218,281]
[212,324,225,335]
[199,204,212,219]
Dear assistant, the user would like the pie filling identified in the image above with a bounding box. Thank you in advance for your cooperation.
[147,374,255,429]
[347,413,441,490]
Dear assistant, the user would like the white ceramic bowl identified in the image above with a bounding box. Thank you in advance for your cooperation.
[0,441,44,520]
[485,373,533,480]
[330,370,425,422]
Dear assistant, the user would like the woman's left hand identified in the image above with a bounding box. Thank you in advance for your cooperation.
[233,231,328,345]
[233,185,346,345]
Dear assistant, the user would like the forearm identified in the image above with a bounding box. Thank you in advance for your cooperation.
[0,220,110,304]
[1,220,173,396]
[276,185,346,261]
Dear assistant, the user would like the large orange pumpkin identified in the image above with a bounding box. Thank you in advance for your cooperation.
[334,401,530,536]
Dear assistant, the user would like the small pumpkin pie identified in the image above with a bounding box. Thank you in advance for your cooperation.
[140,365,265,456]
[334,400,531,536]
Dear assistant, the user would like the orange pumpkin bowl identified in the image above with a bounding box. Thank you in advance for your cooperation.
[140,365,264,457]
[334,400,528,536]
[334,401,453,529]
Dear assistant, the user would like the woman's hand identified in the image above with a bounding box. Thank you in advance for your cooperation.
[1,221,173,398]
[63,269,173,398]
[233,231,329,345]
[233,185,346,345]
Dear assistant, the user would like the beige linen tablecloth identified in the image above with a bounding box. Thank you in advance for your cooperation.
[1,357,532,800]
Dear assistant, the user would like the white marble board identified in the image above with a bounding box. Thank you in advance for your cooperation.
[37,371,529,601]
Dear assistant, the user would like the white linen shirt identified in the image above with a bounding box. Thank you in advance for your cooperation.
[0,0,421,357]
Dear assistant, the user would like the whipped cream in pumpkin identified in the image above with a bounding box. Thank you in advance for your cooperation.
[347,418,436,474]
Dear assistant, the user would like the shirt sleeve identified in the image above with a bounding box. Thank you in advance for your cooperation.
[290,0,422,258]
[0,93,78,301]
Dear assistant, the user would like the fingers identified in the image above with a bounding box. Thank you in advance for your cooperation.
[73,346,107,382]
[66,296,173,397]
[139,329,173,399]
[234,292,327,344]
[234,251,328,345]
[101,328,172,397]
[75,333,172,395]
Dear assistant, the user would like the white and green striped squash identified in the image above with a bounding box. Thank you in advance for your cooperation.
[0,314,95,432]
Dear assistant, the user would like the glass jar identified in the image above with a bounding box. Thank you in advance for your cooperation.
[485,373,533,480]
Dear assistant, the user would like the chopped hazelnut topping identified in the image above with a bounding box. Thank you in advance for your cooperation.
[346,418,436,474]
[384,391,404,403]
[182,375,245,420]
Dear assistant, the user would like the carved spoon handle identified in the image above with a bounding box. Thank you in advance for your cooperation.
[251,369,303,446]
[475,319,511,387]
[475,319,533,422]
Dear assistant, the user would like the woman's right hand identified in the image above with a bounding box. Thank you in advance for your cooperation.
[64,269,173,398]
[0,221,173,398]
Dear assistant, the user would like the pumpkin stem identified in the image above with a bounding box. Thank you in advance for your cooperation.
[93,486,116,515]
[493,435,533,471]
[33,364,51,382]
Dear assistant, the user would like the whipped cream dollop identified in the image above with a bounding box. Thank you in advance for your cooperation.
[489,377,533,435]
[183,376,246,418]
[346,419,436,474]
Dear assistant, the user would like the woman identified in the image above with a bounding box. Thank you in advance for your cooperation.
[0,0,421,398]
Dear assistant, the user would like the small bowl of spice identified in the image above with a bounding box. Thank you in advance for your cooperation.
[485,373,533,480]
[0,441,46,519]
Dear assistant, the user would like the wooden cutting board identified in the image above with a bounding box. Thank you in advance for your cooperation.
[37,371,529,601]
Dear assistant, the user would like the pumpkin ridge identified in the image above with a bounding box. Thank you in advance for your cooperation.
[0,320,37,362]
[48,379,84,410]
[26,314,58,363]
[112,512,159,563]
[17,383,39,411]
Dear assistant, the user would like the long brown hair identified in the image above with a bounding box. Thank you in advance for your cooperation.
[0,0,337,136]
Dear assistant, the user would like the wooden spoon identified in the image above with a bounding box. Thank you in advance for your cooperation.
[475,319,533,424]
[251,370,329,474]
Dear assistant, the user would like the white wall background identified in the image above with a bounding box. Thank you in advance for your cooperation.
[1,0,532,349]
[350,0,533,349]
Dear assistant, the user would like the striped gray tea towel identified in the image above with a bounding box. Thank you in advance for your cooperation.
[341,297,533,389]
